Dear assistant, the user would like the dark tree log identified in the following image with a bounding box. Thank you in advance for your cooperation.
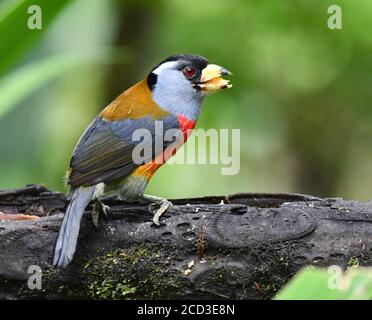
[0,185,371,299]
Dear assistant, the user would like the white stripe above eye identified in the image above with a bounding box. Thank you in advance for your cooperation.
[152,61,180,75]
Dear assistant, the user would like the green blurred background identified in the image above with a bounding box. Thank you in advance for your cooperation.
[1,0,372,200]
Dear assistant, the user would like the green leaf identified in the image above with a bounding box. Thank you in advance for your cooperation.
[275,267,372,300]
[0,0,72,76]
[0,49,128,119]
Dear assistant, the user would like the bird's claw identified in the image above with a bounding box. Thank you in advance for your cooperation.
[92,200,110,227]
[149,200,172,226]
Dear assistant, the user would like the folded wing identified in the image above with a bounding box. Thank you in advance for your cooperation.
[68,114,180,187]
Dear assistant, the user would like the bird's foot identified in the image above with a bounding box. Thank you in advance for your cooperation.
[140,194,172,226]
[92,199,110,227]
[150,199,172,226]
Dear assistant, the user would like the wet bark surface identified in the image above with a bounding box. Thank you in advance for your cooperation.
[0,185,371,299]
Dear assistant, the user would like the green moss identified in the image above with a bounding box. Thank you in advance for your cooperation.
[83,244,183,299]
[88,279,136,299]
[17,244,183,299]
[348,257,359,267]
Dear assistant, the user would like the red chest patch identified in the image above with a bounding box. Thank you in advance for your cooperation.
[131,115,197,181]
[178,115,196,141]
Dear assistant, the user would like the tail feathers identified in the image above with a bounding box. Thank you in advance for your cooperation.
[53,186,95,268]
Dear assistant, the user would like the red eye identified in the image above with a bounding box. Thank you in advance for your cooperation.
[184,67,196,78]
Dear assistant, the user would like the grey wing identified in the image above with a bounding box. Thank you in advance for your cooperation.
[67,115,180,187]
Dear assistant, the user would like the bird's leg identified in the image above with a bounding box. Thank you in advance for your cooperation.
[139,194,172,226]
[92,198,110,227]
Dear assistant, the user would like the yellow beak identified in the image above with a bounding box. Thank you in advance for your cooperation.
[194,64,232,92]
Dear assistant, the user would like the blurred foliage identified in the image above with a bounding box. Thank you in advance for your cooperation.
[0,0,72,76]
[1,0,372,200]
[0,50,122,119]
[275,267,372,300]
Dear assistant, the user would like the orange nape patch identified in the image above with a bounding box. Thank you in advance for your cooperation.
[101,79,169,121]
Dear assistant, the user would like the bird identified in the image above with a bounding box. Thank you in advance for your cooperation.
[52,54,232,268]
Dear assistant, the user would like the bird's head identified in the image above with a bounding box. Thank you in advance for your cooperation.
[147,54,232,119]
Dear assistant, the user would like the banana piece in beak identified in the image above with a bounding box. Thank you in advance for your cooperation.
[194,64,232,92]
